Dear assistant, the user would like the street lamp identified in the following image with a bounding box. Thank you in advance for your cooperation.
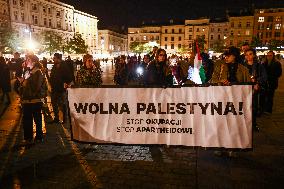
[24,26,36,51]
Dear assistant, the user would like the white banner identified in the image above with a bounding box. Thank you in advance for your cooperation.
[68,85,252,148]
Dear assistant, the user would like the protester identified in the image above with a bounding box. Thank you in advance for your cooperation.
[0,57,11,105]
[244,48,267,131]
[144,48,173,86]
[49,53,73,124]
[114,55,128,85]
[262,51,282,114]
[20,55,44,144]
[76,54,102,86]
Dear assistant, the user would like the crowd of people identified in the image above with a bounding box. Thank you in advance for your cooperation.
[113,45,282,132]
[0,43,282,145]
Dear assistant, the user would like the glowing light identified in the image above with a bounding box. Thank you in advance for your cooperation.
[136,67,144,75]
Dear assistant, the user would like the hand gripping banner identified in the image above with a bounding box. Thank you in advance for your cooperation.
[68,85,252,149]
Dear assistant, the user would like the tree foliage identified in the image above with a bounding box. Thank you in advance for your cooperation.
[65,33,88,54]
[0,27,21,53]
[41,30,63,55]
[250,36,262,48]
[211,40,225,53]
[129,41,151,54]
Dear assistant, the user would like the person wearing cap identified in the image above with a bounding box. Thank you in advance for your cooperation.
[49,53,73,124]
[209,46,250,84]
[19,55,45,144]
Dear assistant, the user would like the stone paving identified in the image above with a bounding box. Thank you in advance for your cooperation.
[0,63,283,188]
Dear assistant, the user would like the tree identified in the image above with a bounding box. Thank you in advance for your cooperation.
[0,27,21,53]
[250,36,262,48]
[268,39,283,51]
[177,46,189,56]
[129,41,144,54]
[65,33,88,54]
[211,40,225,53]
[41,30,63,55]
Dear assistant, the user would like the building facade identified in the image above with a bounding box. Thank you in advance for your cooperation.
[184,19,210,51]
[160,23,184,54]
[209,20,229,51]
[254,8,284,46]
[128,25,161,53]
[0,0,10,28]
[228,15,254,47]
[7,0,98,54]
[98,29,127,58]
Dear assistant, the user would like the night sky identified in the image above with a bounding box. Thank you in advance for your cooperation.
[61,0,284,31]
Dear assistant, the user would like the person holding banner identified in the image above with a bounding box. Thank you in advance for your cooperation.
[144,48,173,86]
[76,54,102,87]
[209,46,250,85]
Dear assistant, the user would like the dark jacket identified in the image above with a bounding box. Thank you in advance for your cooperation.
[144,60,173,86]
[49,61,73,93]
[21,67,43,101]
[263,60,282,89]
[0,60,11,93]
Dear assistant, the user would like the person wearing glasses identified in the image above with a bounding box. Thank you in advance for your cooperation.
[144,48,173,86]
[262,51,282,114]
[76,54,102,87]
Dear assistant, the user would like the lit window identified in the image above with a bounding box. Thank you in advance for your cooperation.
[259,10,264,13]
[165,44,167,49]
[171,44,174,49]
[245,30,250,35]
[143,36,147,40]
[275,24,281,30]
[258,17,264,22]
[276,16,281,22]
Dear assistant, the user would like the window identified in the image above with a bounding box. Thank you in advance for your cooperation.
[218,34,221,40]
[196,28,200,32]
[276,16,281,22]
[143,36,147,40]
[179,29,182,33]
[130,37,133,41]
[275,24,281,30]
[211,28,214,32]
[171,37,174,41]
[275,32,280,37]
[246,22,250,27]
[267,16,273,22]
[237,31,241,36]
[13,0,17,6]
[178,44,181,48]
[171,44,174,49]
[20,0,23,7]
[172,29,174,33]
[178,36,181,41]
[21,12,24,21]
[188,35,192,40]
[34,15,38,24]
[238,22,241,28]
[258,17,264,22]
[48,8,51,14]
[156,36,159,40]
[189,28,192,32]
[188,43,192,49]
[245,30,250,35]
[165,37,168,41]
[218,28,221,32]
[14,11,18,20]
[165,44,167,49]
[32,3,37,11]
[43,6,46,13]
[44,18,47,26]
[57,20,61,28]
[231,22,234,27]
[48,19,52,27]
[165,29,168,33]
[210,35,213,40]
[230,40,233,45]
[230,31,233,36]
[56,11,61,17]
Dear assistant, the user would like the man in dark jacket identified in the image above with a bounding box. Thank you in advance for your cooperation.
[49,53,73,124]
[262,51,282,113]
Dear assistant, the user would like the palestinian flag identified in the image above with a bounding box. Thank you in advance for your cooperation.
[187,41,206,84]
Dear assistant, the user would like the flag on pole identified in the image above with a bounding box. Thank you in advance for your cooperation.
[187,41,206,84]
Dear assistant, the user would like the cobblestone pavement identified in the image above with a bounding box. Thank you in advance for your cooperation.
[0,63,284,189]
